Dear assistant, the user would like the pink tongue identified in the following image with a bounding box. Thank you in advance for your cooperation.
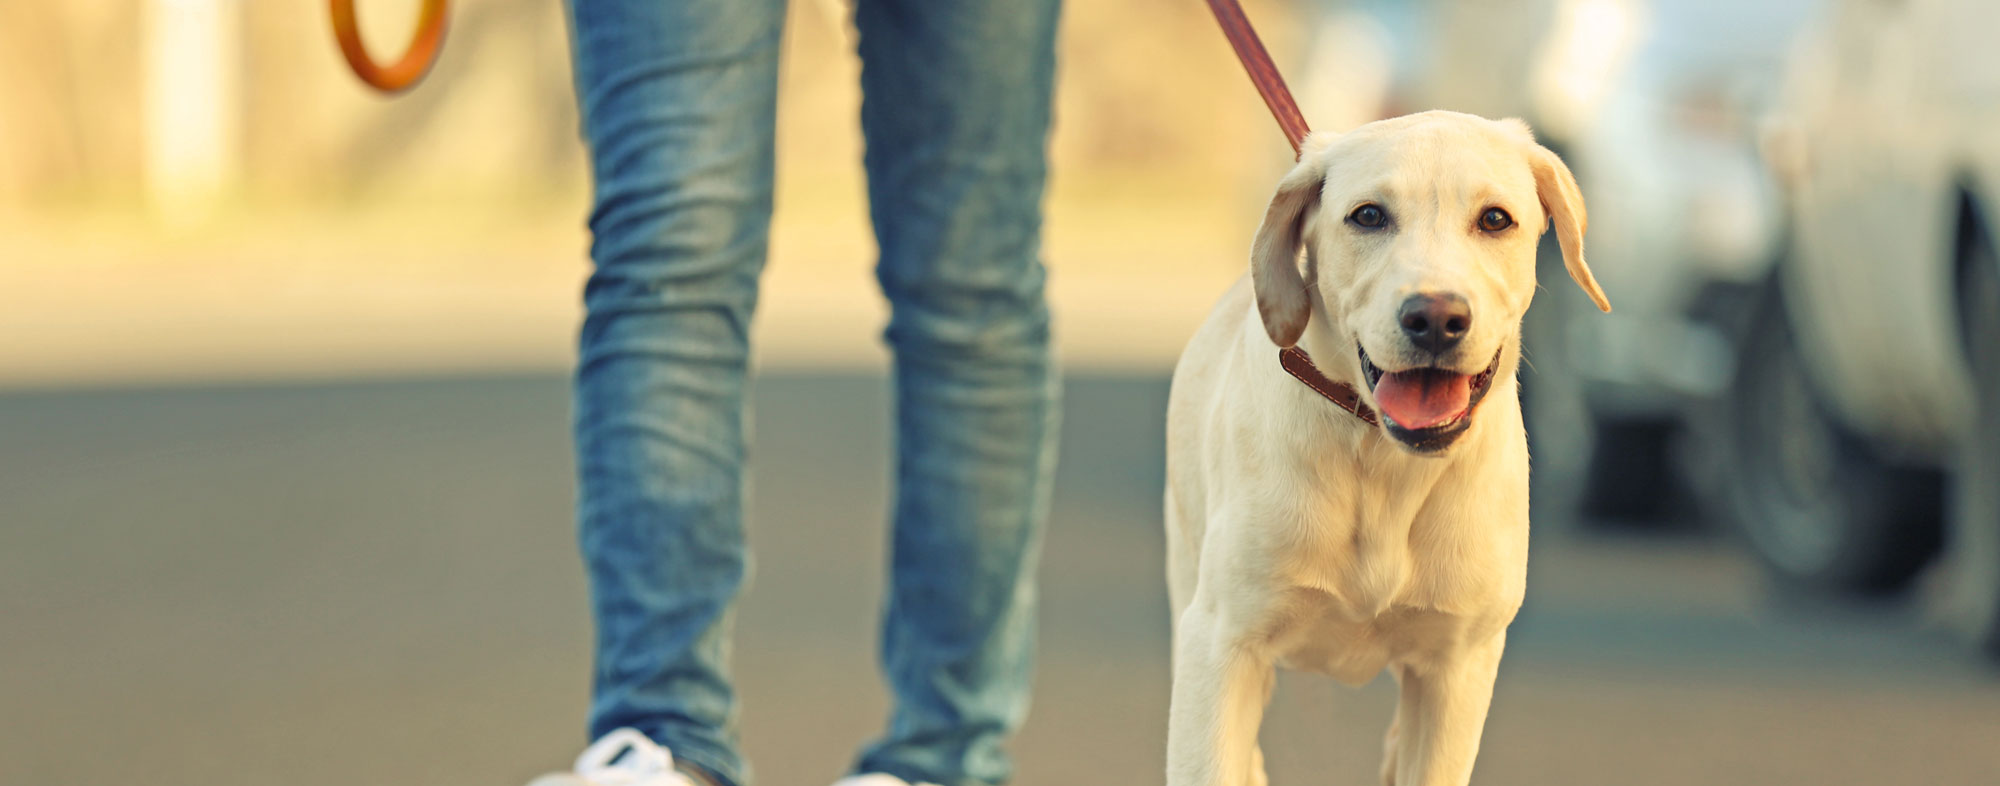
[1373,369,1472,429]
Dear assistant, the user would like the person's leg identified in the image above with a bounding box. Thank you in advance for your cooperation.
[851,1,1063,784]
[563,2,786,784]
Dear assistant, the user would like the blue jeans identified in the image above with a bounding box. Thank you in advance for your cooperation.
[562,2,1061,785]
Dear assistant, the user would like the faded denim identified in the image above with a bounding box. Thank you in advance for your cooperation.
[563,1,1061,784]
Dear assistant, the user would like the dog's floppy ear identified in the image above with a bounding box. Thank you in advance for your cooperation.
[1527,144,1612,313]
[1250,146,1330,347]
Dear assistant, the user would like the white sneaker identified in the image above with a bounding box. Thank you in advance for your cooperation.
[528,728,704,786]
[830,774,942,786]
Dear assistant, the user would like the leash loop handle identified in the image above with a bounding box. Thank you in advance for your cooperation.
[1203,0,1311,158]
[330,0,449,93]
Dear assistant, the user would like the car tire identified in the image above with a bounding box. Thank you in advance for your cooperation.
[1718,283,1942,594]
[1521,232,1686,531]
[1575,416,1690,524]
[1949,221,2000,656]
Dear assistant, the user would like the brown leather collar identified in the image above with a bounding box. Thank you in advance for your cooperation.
[1278,346,1378,426]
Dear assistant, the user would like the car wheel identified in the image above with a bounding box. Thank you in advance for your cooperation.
[1575,416,1691,524]
[1949,225,2000,656]
[1521,233,1685,530]
[1719,284,1942,593]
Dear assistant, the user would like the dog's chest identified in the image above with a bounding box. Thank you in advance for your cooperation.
[1269,595,1455,686]
[1263,516,1511,685]
[1266,542,1423,685]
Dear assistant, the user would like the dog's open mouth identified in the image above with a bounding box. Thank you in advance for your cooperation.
[1358,346,1502,452]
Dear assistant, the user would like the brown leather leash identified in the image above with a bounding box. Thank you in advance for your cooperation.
[1203,0,1311,157]
[330,0,449,93]
[1205,0,1375,421]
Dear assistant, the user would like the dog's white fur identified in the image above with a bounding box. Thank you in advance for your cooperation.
[1164,111,1607,786]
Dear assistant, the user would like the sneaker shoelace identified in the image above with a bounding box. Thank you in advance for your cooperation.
[572,728,693,786]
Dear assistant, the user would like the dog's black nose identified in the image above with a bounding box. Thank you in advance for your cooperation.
[1399,292,1472,355]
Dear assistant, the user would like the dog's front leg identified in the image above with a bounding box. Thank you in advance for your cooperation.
[1387,632,1506,786]
[1167,602,1275,786]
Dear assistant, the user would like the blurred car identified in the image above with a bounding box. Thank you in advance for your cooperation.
[1518,0,1819,527]
[1714,0,2000,654]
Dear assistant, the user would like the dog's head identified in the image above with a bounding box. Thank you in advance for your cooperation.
[1251,111,1610,455]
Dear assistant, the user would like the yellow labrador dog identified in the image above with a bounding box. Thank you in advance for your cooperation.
[1164,111,1610,786]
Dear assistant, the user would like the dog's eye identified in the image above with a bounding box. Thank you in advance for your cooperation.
[1348,204,1388,229]
[1478,208,1514,232]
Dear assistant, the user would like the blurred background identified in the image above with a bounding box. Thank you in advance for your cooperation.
[4,0,1999,784]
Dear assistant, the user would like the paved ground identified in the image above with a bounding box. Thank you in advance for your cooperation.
[3,373,1997,786]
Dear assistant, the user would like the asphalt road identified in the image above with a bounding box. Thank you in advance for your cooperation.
[3,373,1996,785]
